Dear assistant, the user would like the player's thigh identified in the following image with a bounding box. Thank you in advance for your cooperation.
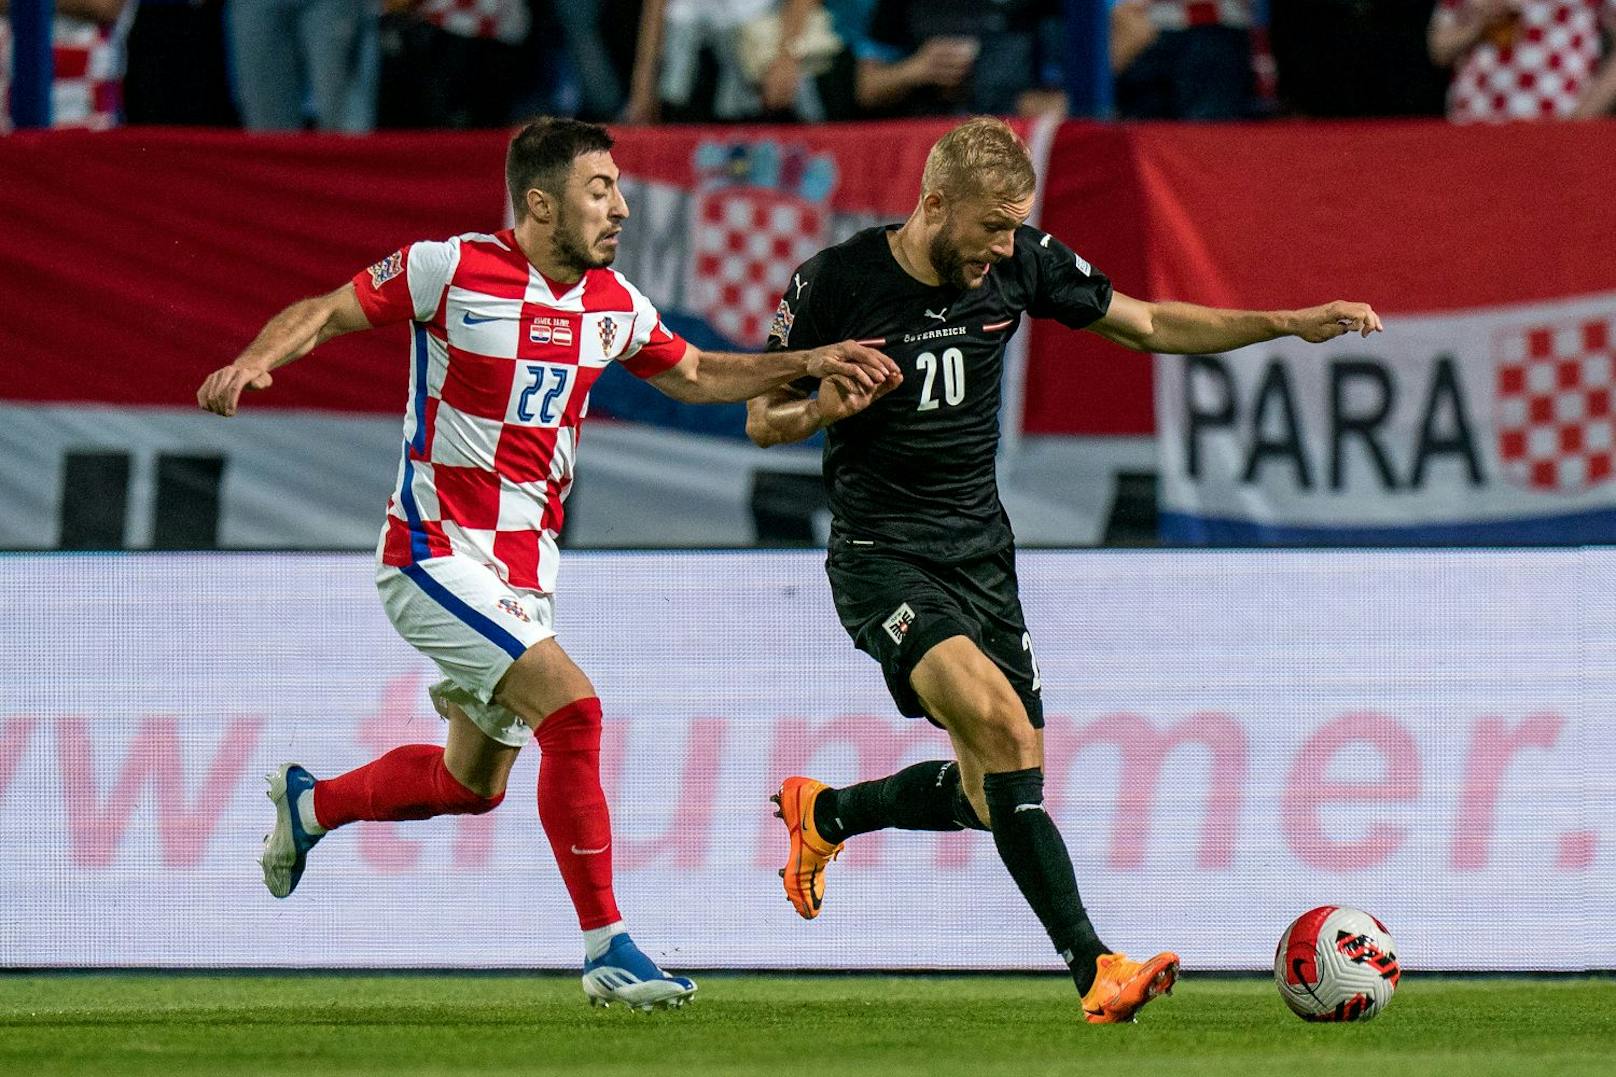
[441,701,522,799]
[377,555,559,749]
[956,547,1045,730]
[490,637,598,730]
[911,635,1039,772]
[826,547,981,722]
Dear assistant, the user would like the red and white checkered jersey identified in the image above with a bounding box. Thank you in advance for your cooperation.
[1146,1,1250,31]
[418,0,531,46]
[354,230,688,593]
[1436,0,1616,122]
[0,13,131,132]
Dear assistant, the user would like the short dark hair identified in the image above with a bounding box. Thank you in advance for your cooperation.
[506,117,615,220]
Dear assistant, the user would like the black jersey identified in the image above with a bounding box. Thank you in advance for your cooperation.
[767,224,1112,562]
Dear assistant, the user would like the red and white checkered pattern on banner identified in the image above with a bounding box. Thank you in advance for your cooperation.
[1437,0,1616,122]
[352,231,687,592]
[0,15,126,131]
[1148,1,1251,30]
[691,189,828,347]
[1495,315,1616,492]
[419,0,531,46]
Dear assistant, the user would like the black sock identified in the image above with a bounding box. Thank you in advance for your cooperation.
[981,767,1109,995]
[812,761,985,844]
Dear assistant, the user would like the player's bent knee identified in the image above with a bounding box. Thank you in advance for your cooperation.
[439,775,506,814]
[965,703,1039,769]
[495,641,599,729]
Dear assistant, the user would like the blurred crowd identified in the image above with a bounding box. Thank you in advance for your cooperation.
[2,0,1614,131]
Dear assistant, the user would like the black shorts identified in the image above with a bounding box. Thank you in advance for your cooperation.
[824,541,1043,729]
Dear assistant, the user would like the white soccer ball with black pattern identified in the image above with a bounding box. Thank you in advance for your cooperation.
[1273,906,1400,1022]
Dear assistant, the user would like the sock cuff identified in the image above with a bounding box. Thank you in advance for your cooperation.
[981,767,1044,806]
[535,696,603,751]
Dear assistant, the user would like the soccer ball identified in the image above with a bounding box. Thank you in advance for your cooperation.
[1273,906,1400,1022]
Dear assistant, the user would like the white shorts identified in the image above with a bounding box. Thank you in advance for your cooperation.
[375,555,556,748]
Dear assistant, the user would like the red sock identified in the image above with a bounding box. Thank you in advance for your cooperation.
[535,697,621,930]
[312,744,504,830]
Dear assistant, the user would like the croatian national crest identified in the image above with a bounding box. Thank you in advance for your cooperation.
[496,597,531,623]
[597,315,618,354]
[1494,315,1616,492]
[368,250,404,289]
[689,140,837,347]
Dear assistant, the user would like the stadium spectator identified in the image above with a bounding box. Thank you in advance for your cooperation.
[624,0,776,123]
[1112,0,1255,120]
[1428,0,1616,121]
[379,0,530,128]
[553,0,642,121]
[225,0,379,131]
[854,0,1057,117]
[0,0,137,132]
[122,0,240,126]
[1268,0,1447,117]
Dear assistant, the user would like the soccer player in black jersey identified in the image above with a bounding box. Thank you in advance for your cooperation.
[749,117,1382,1024]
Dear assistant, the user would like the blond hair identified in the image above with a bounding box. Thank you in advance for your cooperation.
[920,117,1036,204]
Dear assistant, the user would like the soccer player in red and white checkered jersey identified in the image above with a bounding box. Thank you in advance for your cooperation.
[0,0,135,132]
[1429,0,1616,121]
[196,117,899,1011]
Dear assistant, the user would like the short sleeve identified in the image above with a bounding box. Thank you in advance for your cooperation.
[1023,228,1113,331]
[352,238,460,326]
[619,284,689,379]
[766,257,834,354]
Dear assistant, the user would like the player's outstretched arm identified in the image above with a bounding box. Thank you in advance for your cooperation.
[1089,291,1383,356]
[196,284,373,416]
[648,340,900,405]
[745,371,898,448]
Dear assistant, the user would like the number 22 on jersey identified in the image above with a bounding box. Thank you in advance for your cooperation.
[511,363,575,426]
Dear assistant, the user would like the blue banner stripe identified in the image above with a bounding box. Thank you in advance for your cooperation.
[1160,508,1616,546]
[399,563,530,661]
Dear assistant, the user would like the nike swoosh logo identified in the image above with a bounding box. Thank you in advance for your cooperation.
[571,844,609,855]
[462,311,499,325]
[1014,803,1043,813]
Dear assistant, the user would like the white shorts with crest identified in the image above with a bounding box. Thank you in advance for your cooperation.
[375,554,555,748]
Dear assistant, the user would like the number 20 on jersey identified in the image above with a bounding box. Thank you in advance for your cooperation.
[915,348,966,411]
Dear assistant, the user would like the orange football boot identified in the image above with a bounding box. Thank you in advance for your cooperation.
[1081,951,1180,1024]
[771,776,844,920]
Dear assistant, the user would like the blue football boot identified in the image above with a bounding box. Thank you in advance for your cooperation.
[581,933,697,1011]
[260,763,323,898]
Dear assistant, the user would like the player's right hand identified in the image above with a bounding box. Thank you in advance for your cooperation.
[818,367,900,425]
[805,341,902,394]
[197,363,274,417]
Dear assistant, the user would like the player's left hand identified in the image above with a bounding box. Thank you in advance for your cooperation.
[805,341,902,393]
[197,363,274,417]
[1291,301,1384,343]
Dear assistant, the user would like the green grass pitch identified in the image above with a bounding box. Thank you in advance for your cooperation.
[2,974,1612,1076]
